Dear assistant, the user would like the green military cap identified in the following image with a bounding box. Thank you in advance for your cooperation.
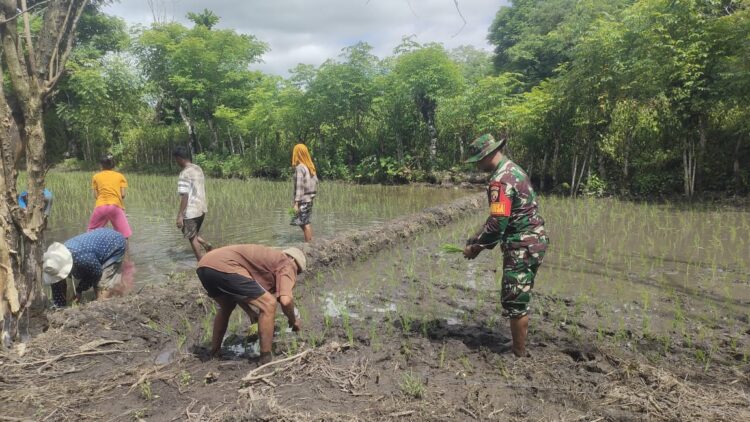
[465,134,506,163]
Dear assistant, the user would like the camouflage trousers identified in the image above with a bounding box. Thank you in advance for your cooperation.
[501,239,547,318]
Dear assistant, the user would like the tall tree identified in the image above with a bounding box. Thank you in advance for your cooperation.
[390,43,463,166]
[136,11,267,153]
[0,0,94,346]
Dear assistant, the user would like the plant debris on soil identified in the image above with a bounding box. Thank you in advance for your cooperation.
[1,195,749,421]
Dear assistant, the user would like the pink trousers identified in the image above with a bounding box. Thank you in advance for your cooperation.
[88,205,132,238]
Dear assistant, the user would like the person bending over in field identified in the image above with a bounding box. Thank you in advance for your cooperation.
[173,146,212,260]
[88,155,132,238]
[290,142,318,242]
[196,245,306,364]
[43,228,128,307]
[463,134,549,357]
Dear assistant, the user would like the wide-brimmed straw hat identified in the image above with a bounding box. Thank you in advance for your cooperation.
[283,247,306,273]
[42,242,73,285]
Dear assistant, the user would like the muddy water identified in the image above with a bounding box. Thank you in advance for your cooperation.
[41,172,468,283]
[299,196,750,352]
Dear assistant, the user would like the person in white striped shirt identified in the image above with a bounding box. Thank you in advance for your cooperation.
[173,146,212,260]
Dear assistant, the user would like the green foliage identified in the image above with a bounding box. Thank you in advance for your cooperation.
[39,4,750,197]
[354,156,414,184]
[194,152,250,179]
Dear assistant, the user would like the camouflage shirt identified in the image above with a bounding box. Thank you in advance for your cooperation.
[469,158,547,252]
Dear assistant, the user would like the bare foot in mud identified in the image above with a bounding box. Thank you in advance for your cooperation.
[512,347,530,358]
[499,341,530,358]
[192,345,219,362]
[255,352,273,366]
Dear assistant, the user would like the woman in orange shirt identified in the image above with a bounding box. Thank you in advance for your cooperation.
[88,155,132,238]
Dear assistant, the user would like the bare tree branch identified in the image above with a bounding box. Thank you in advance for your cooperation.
[0,0,51,24]
[406,0,418,18]
[44,2,87,96]
[21,0,37,75]
[451,0,467,38]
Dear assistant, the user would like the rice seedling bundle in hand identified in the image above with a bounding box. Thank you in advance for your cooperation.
[440,243,464,254]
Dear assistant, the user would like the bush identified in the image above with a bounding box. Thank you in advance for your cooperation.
[632,172,680,196]
[55,158,95,172]
[582,174,608,197]
[194,152,252,179]
[353,155,413,184]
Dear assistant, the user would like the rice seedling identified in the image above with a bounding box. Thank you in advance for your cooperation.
[341,307,354,346]
[139,380,153,401]
[179,370,192,387]
[459,355,473,373]
[399,372,425,399]
[440,243,464,254]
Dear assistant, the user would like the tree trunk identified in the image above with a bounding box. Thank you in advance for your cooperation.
[575,152,589,198]
[458,134,465,163]
[228,130,236,155]
[178,102,199,154]
[622,134,630,194]
[552,133,560,189]
[696,117,707,195]
[1,0,91,347]
[570,153,578,197]
[427,121,438,166]
[0,85,25,347]
[682,137,697,200]
[207,117,219,151]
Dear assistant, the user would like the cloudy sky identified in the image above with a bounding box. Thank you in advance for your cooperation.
[105,0,508,75]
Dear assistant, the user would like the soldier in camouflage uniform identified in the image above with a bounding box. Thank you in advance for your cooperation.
[463,134,548,357]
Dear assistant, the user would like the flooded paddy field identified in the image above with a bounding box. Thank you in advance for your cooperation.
[2,194,749,420]
[41,171,469,281]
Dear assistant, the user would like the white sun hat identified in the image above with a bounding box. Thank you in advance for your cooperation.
[42,242,73,285]
[282,247,306,273]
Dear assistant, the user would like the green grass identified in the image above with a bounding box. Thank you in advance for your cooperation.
[399,372,425,399]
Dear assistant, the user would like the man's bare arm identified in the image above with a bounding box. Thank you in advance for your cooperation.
[176,194,188,227]
[279,295,301,331]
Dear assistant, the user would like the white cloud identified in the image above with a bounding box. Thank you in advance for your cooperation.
[106,0,508,74]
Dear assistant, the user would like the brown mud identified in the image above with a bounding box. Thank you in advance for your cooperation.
[1,195,749,421]
[300,192,483,271]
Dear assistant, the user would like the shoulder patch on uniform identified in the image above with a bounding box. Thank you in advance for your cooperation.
[489,181,511,217]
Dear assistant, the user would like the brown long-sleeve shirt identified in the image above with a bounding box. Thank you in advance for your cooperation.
[198,244,296,297]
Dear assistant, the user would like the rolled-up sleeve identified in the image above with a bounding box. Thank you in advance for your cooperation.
[275,264,296,298]
[177,175,191,195]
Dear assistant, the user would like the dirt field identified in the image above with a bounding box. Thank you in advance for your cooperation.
[1,196,749,421]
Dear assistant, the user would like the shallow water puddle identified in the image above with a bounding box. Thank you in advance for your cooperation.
[225,341,260,358]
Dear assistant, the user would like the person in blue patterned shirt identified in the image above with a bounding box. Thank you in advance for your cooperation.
[43,228,127,307]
